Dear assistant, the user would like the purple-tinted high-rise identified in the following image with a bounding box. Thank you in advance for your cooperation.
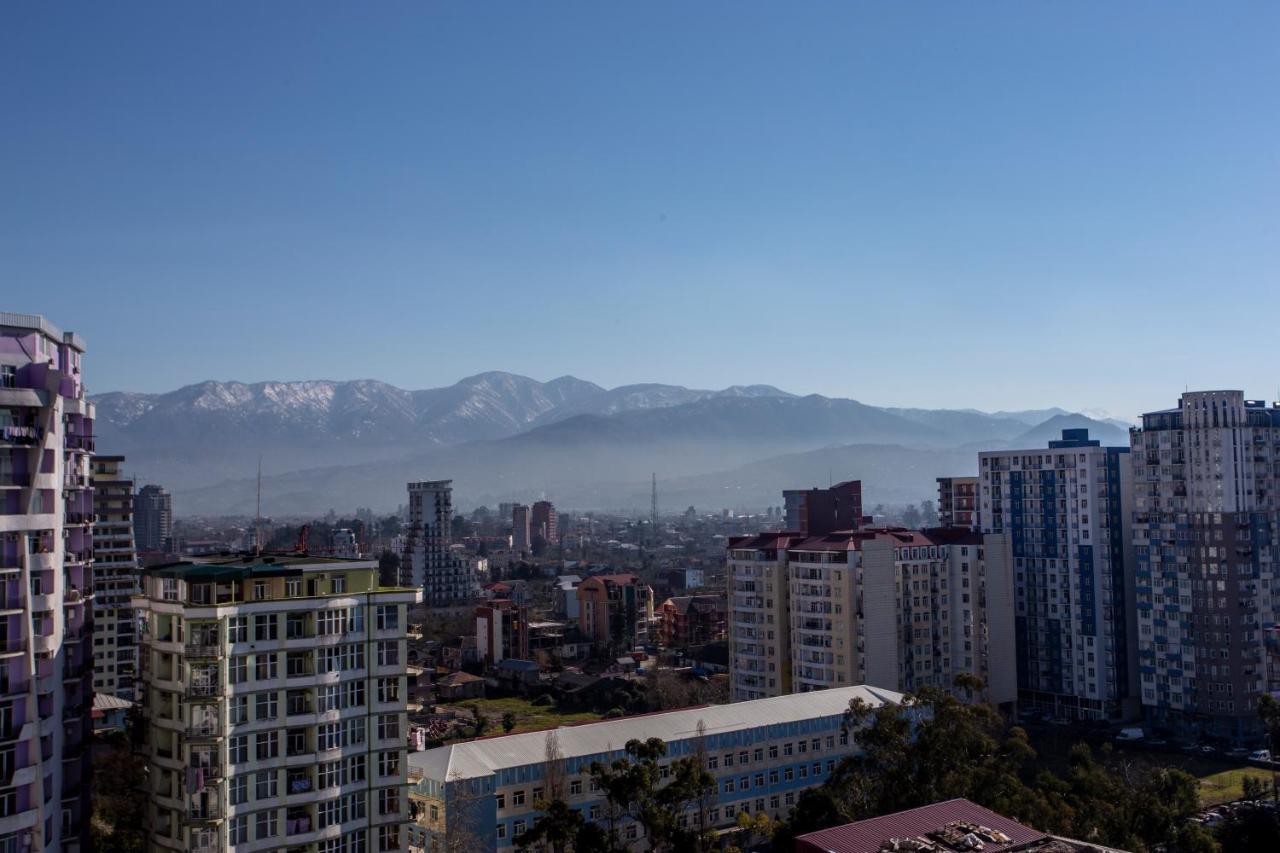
[0,312,95,852]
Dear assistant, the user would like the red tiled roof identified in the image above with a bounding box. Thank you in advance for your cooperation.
[795,799,1046,853]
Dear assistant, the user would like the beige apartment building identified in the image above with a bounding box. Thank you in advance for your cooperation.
[132,554,418,853]
[729,527,1015,706]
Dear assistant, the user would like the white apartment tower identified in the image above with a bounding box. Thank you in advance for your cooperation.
[0,312,95,852]
[979,428,1137,721]
[1132,391,1280,741]
[402,480,476,606]
[132,554,416,853]
[92,454,141,699]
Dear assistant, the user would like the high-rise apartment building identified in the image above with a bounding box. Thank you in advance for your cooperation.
[135,482,173,552]
[979,428,1137,721]
[727,527,1015,705]
[530,500,557,548]
[402,480,475,605]
[511,503,531,554]
[0,312,95,852]
[783,480,864,535]
[1131,391,1280,741]
[92,455,140,699]
[132,554,416,853]
[937,476,980,530]
[577,574,652,651]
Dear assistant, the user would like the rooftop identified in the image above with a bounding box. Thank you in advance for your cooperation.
[139,552,378,581]
[410,684,903,782]
[795,798,1129,853]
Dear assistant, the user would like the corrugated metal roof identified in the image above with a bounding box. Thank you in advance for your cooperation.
[411,685,904,783]
[795,798,1046,853]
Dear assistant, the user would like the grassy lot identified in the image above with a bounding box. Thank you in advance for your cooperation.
[1026,726,1280,808]
[451,696,603,736]
[1197,766,1277,807]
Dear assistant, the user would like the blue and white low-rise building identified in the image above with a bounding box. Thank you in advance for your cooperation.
[407,685,905,852]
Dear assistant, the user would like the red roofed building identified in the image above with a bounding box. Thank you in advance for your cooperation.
[658,594,727,646]
[795,798,1128,853]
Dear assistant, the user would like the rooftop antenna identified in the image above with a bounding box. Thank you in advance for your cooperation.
[255,455,263,556]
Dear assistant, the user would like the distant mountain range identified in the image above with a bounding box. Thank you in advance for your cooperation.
[90,373,1132,516]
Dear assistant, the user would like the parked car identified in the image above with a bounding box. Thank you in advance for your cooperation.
[1200,745,1217,755]
[1249,749,1272,762]
[1115,727,1145,743]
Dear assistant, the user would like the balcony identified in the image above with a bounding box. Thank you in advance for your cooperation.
[187,800,222,821]
[187,722,222,740]
[184,643,220,659]
[185,683,221,699]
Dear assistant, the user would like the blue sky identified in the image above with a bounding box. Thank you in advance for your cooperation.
[3,2,1277,419]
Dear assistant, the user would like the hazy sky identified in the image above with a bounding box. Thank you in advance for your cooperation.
[4,2,1277,420]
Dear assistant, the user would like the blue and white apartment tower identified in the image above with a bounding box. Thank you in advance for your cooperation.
[979,429,1137,722]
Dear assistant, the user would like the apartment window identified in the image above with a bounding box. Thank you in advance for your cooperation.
[319,761,342,789]
[287,728,307,756]
[256,809,278,840]
[228,616,247,643]
[285,578,301,597]
[255,691,278,721]
[378,787,400,816]
[230,735,248,764]
[768,745,778,760]
[496,824,507,840]
[377,678,399,703]
[378,826,399,852]
[723,753,733,767]
[570,779,582,795]
[255,731,279,761]
[378,751,400,777]
[254,653,277,681]
[512,790,525,807]
[344,680,366,708]
[229,656,248,684]
[254,614,277,641]
[589,805,601,820]
[495,793,505,810]
[707,756,718,770]
[253,581,269,601]
[319,723,341,751]
[348,754,367,782]
[346,717,366,746]
[753,748,763,762]
[331,575,346,594]
[229,815,248,845]
[229,775,248,805]
[376,605,399,630]
[738,751,748,765]
[377,714,399,741]
[376,641,399,667]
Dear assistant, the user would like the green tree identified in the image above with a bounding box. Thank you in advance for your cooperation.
[502,711,517,733]
[589,737,716,852]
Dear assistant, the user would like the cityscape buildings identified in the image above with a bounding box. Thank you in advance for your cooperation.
[511,503,531,554]
[576,573,652,651]
[408,685,906,852]
[728,525,1016,706]
[937,476,980,530]
[1131,391,1280,740]
[476,599,530,665]
[978,429,1137,721]
[530,500,558,548]
[91,454,140,700]
[135,483,173,553]
[783,480,865,535]
[0,312,95,852]
[131,554,417,853]
[402,480,476,606]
